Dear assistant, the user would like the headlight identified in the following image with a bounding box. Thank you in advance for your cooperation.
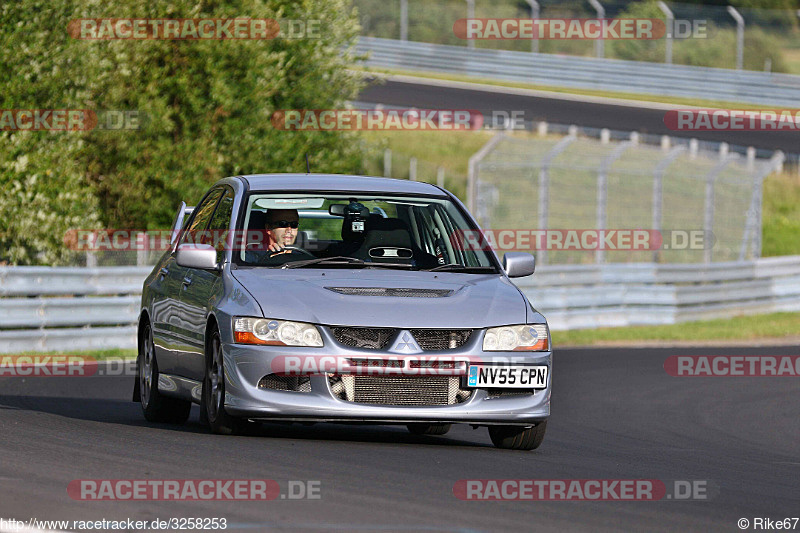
[483,324,549,351]
[233,317,323,347]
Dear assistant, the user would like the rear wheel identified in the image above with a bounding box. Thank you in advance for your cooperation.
[138,322,191,424]
[407,423,452,436]
[203,328,246,435]
[488,421,547,450]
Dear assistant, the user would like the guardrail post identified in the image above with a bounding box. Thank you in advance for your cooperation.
[538,132,577,265]
[727,6,744,71]
[740,151,784,260]
[526,0,540,53]
[384,148,392,177]
[595,137,634,263]
[436,166,445,188]
[537,121,548,136]
[409,157,417,181]
[467,131,506,213]
[588,0,605,58]
[704,156,737,263]
[136,232,148,267]
[465,0,475,49]
[657,2,674,64]
[400,0,408,41]
[86,252,97,268]
[652,146,686,262]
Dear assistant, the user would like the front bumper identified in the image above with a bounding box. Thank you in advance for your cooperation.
[222,328,551,426]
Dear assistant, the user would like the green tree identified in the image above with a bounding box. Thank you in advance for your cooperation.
[1,0,366,264]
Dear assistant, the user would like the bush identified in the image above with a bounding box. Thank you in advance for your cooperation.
[1,0,366,264]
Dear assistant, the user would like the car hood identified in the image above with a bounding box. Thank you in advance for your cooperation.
[230,268,529,328]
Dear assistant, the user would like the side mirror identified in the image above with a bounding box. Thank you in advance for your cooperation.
[176,243,219,270]
[503,252,535,278]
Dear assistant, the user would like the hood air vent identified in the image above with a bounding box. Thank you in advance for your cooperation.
[326,287,453,298]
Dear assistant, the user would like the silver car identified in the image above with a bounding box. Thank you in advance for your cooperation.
[134,174,551,450]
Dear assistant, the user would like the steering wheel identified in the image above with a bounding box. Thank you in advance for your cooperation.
[267,246,315,259]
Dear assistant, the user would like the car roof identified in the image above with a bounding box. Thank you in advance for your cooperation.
[236,174,448,197]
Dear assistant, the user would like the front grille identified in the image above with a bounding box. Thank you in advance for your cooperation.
[258,374,311,392]
[486,389,537,399]
[331,327,396,349]
[330,328,473,351]
[411,330,472,351]
[328,375,473,405]
[326,287,453,298]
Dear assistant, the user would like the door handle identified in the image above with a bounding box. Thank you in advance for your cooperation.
[182,276,192,287]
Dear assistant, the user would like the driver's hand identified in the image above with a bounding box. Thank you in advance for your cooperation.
[268,242,285,253]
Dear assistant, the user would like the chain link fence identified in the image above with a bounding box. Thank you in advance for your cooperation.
[352,0,800,73]
[469,125,783,264]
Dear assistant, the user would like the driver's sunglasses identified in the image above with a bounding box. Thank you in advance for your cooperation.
[269,220,299,229]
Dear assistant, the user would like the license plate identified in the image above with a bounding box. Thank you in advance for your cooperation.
[467,365,548,388]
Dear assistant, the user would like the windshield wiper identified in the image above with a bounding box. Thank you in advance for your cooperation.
[424,264,497,273]
[283,257,412,270]
[283,256,365,269]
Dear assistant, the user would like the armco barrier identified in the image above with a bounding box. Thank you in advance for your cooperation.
[356,37,800,107]
[1,258,799,352]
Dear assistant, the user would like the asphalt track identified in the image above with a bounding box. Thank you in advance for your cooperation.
[358,77,800,154]
[1,345,798,532]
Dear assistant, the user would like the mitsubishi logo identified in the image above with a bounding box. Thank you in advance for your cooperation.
[390,331,422,354]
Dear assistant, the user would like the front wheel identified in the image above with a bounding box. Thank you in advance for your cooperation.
[488,421,547,450]
[202,328,246,435]
[138,322,191,424]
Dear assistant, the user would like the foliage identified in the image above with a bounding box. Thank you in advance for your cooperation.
[1,0,366,264]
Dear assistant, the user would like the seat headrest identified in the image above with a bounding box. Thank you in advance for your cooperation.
[248,210,267,230]
[363,217,413,249]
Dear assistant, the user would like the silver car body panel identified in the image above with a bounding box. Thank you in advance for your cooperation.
[139,174,551,426]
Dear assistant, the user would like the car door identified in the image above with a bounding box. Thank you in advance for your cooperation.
[177,187,234,381]
[168,188,223,375]
[150,204,194,374]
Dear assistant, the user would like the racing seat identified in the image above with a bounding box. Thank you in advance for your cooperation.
[351,217,437,267]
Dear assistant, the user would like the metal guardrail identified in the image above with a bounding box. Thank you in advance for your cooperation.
[515,255,800,330]
[357,37,800,107]
[0,267,150,354]
[1,258,799,352]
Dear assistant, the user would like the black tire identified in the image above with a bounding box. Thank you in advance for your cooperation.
[488,421,547,450]
[202,328,246,435]
[138,322,191,424]
[407,423,452,436]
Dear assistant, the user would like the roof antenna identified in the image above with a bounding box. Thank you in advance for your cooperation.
[305,153,310,174]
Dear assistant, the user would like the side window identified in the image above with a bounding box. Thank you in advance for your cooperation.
[206,188,235,261]
[180,189,223,246]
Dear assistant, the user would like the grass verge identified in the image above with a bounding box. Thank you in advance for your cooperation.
[6,348,137,360]
[553,312,800,347]
[354,66,785,110]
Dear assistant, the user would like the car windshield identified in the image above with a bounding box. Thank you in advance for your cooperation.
[234,193,498,272]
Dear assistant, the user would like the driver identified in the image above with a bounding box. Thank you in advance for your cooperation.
[263,208,299,254]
